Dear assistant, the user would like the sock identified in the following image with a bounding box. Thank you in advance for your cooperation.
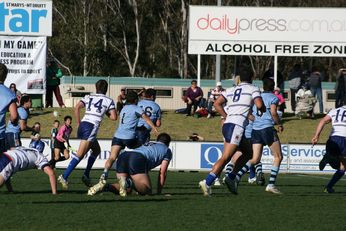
[236,162,251,182]
[255,162,263,175]
[225,162,234,176]
[101,168,109,180]
[249,166,256,179]
[205,172,217,186]
[84,155,97,178]
[268,166,280,186]
[228,172,236,180]
[326,170,345,189]
[62,155,81,180]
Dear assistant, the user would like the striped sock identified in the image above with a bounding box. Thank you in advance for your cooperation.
[83,154,97,178]
[255,162,263,175]
[268,166,280,186]
[249,166,256,179]
[236,162,251,182]
[62,154,81,180]
[327,170,345,189]
[205,172,217,186]
[225,162,234,176]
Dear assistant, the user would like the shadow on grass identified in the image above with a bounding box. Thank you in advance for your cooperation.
[32,197,177,204]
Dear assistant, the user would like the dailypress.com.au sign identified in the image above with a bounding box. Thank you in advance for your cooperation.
[0,0,52,36]
[189,6,346,57]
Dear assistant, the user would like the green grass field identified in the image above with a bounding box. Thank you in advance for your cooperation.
[24,108,331,143]
[0,169,344,231]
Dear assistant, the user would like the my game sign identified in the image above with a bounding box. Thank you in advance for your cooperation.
[188,6,346,57]
[0,0,52,36]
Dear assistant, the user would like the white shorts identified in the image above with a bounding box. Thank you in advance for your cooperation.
[222,123,244,146]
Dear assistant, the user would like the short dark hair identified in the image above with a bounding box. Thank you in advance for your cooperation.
[262,77,275,91]
[95,79,108,94]
[54,120,60,124]
[145,88,156,98]
[34,122,41,126]
[0,63,8,83]
[126,91,138,104]
[20,94,31,106]
[191,80,197,84]
[239,68,254,82]
[64,115,72,121]
[157,133,171,146]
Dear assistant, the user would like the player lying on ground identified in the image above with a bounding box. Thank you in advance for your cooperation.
[312,97,346,193]
[0,147,57,194]
[89,133,172,196]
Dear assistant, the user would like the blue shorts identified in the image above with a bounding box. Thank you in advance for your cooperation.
[222,123,244,145]
[77,121,98,142]
[135,126,150,145]
[5,132,21,149]
[0,138,6,153]
[251,127,279,145]
[116,151,148,175]
[111,137,140,149]
[326,136,346,157]
[0,154,13,181]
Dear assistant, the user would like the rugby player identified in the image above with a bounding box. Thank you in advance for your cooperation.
[232,78,284,194]
[58,79,117,190]
[199,68,265,196]
[136,88,161,144]
[0,147,57,194]
[312,97,346,193]
[88,91,158,195]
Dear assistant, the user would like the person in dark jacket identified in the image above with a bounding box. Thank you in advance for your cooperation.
[309,66,323,114]
[335,68,346,108]
[184,80,204,116]
[46,60,65,108]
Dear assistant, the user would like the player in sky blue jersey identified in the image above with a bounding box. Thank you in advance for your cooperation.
[136,88,162,144]
[88,91,158,196]
[234,78,284,194]
[0,63,18,154]
[5,95,33,149]
[100,133,172,197]
[312,97,346,193]
[58,80,117,190]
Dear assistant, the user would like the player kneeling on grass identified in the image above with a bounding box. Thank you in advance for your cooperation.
[0,147,57,194]
[311,97,346,193]
[89,133,172,196]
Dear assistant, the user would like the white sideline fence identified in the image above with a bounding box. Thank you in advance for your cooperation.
[21,138,334,174]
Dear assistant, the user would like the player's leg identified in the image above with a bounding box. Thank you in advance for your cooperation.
[266,130,283,194]
[101,144,122,181]
[82,140,101,187]
[234,143,262,182]
[131,174,152,195]
[325,156,345,193]
[254,162,265,185]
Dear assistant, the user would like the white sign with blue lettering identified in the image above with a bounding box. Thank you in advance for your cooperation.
[0,0,52,36]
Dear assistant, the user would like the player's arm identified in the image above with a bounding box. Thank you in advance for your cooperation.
[254,97,266,115]
[142,114,158,134]
[42,165,57,194]
[20,119,33,132]
[74,101,85,125]
[8,102,18,126]
[270,104,283,133]
[155,118,161,127]
[107,109,117,121]
[311,115,332,145]
[157,160,170,195]
[214,94,227,118]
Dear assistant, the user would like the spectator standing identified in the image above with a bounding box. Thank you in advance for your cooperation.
[46,60,65,108]
[207,82,225,118]
[335,68,346,108]
[309,67,324,114]
[274,87,285,113]
[288,64,303,113]
[117,88,127,113]
[185,80,203,116]
[9,83,21,104]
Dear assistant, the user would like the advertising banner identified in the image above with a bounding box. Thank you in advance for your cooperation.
[189,6,346,56]
[1,36,47,94]
[21,138,334,174]
[0,0,52,36]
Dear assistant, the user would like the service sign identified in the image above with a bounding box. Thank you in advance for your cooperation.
[189,6,346,57]
[0,0,52,36]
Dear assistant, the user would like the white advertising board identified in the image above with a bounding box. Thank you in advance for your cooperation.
[21,139,334,174]
[1,36,47,94]
[189,6,346,56]
[0,0,52,36]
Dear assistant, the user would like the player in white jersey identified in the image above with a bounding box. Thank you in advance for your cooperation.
[312,98,346,193]
[0,147,57,194]
[58,80,117,190]
[199,68,265,196]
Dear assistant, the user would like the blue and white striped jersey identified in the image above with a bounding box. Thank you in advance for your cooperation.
[80,94,116,128]
[222,83,261,127]
[328,106,346,137]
